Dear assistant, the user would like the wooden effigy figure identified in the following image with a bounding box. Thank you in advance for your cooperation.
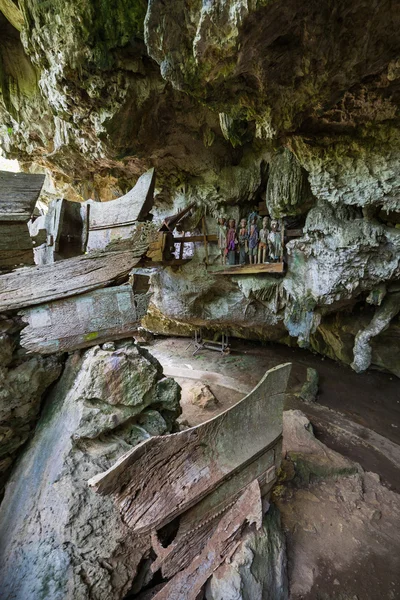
[258,216,270,263]
[268,220,282,262]
[226,218,237,265]
[237,218,248,265]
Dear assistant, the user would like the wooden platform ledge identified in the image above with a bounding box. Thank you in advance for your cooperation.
[208,262,285,275]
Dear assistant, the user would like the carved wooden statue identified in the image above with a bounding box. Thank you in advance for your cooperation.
[248,216,259,265]
[238,218,248,265]
[268,220,282,262]
[258,216,270,263]
[226,218,237,265]
[217,217,227,264]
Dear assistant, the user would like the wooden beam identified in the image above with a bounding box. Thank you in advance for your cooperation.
[19,286,150,354]
[0,171,45,221]
[286,228,303,238]
[172,235,217,243]
[208,262,285,275]
[0,249,144,312]
[201,216,209,265]
[89,363,291,534]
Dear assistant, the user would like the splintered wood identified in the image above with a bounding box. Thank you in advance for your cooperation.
[0,250,144,312]
[152,480,262,600]
[89,364,291,598]
[89,364,290,533]
[19,286,150,354]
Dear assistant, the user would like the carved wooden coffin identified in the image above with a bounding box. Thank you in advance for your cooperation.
[151,480,263,600]
[89,363,291,534]
[19,285,150,354]
[29,198,86,265]
[0,171,45,269]
[0,249,145,312]
[86,168,155,252]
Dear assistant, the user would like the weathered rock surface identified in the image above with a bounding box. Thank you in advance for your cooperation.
[0,315,62,494]
[277,410,400,600]
[0,0,399,376]
[0,341,181,600]
[189,382,218,410]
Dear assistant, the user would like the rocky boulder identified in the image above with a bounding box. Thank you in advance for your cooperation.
[0,341,181,600]
[0,315,62,495]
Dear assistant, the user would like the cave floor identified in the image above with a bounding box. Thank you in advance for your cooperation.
[148,335,400,600]
[150,336,400,489]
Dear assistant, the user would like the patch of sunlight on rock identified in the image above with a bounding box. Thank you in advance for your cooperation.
[0,153,20,172]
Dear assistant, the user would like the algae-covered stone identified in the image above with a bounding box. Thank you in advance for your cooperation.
[298,368,319,403]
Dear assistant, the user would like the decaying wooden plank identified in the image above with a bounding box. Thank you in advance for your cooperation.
[87,168,155,236]
[0,249,145,312]
[19,286,151,354]
[151,445,279,579]
[209,262,285,275]
[151,480,262,600]
[89,363,291,534]
[0,249,34,269]
[0,223,33,250]
[0,171,45,221]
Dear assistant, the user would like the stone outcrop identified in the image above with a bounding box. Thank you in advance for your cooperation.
[0,0,399,375]
[0,314,62,495]
[277,410,400,599]
[205,505,288,600]
[0,341,181,600]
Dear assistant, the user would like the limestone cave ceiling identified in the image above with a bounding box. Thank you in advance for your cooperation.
[0,0,399,376]
[0,0,398,199]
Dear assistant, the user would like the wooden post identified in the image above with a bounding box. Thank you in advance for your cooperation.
[202,217,208,265]
[280,219,285,263]
[179,233,184,260]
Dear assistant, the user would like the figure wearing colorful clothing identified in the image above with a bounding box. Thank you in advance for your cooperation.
[258,216,270,263]
[226,219,237,265]
[238,218,248,265]
[248,220,259,264]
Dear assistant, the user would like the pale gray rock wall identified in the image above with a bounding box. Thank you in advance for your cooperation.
[0,342,181,600]
[0,315,62,495]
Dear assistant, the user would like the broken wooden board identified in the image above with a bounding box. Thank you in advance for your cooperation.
[86,168,155,251]
[89,363,291,534]
[0,171,45,269]
[0,171,45,221]
[151,480,262,600]
[19,286,151,354]
[208,262,285,275]
[160,202,195,232]
[28,198,85,265]
[150,443,279,579]
[0,249,145,312]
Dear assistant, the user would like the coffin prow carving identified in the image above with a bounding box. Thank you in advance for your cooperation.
[89,362,291,534]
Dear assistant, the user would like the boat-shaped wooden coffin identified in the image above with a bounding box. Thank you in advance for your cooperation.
[89,362,291,534]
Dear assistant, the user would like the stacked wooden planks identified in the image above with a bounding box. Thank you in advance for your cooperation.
[0,171,45,269]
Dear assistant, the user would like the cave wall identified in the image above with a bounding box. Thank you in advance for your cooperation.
[0,0,399,374]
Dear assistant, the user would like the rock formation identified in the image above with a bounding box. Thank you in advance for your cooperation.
[0,314,62,495]
[0,0,399,375]
[0,341,181,600]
